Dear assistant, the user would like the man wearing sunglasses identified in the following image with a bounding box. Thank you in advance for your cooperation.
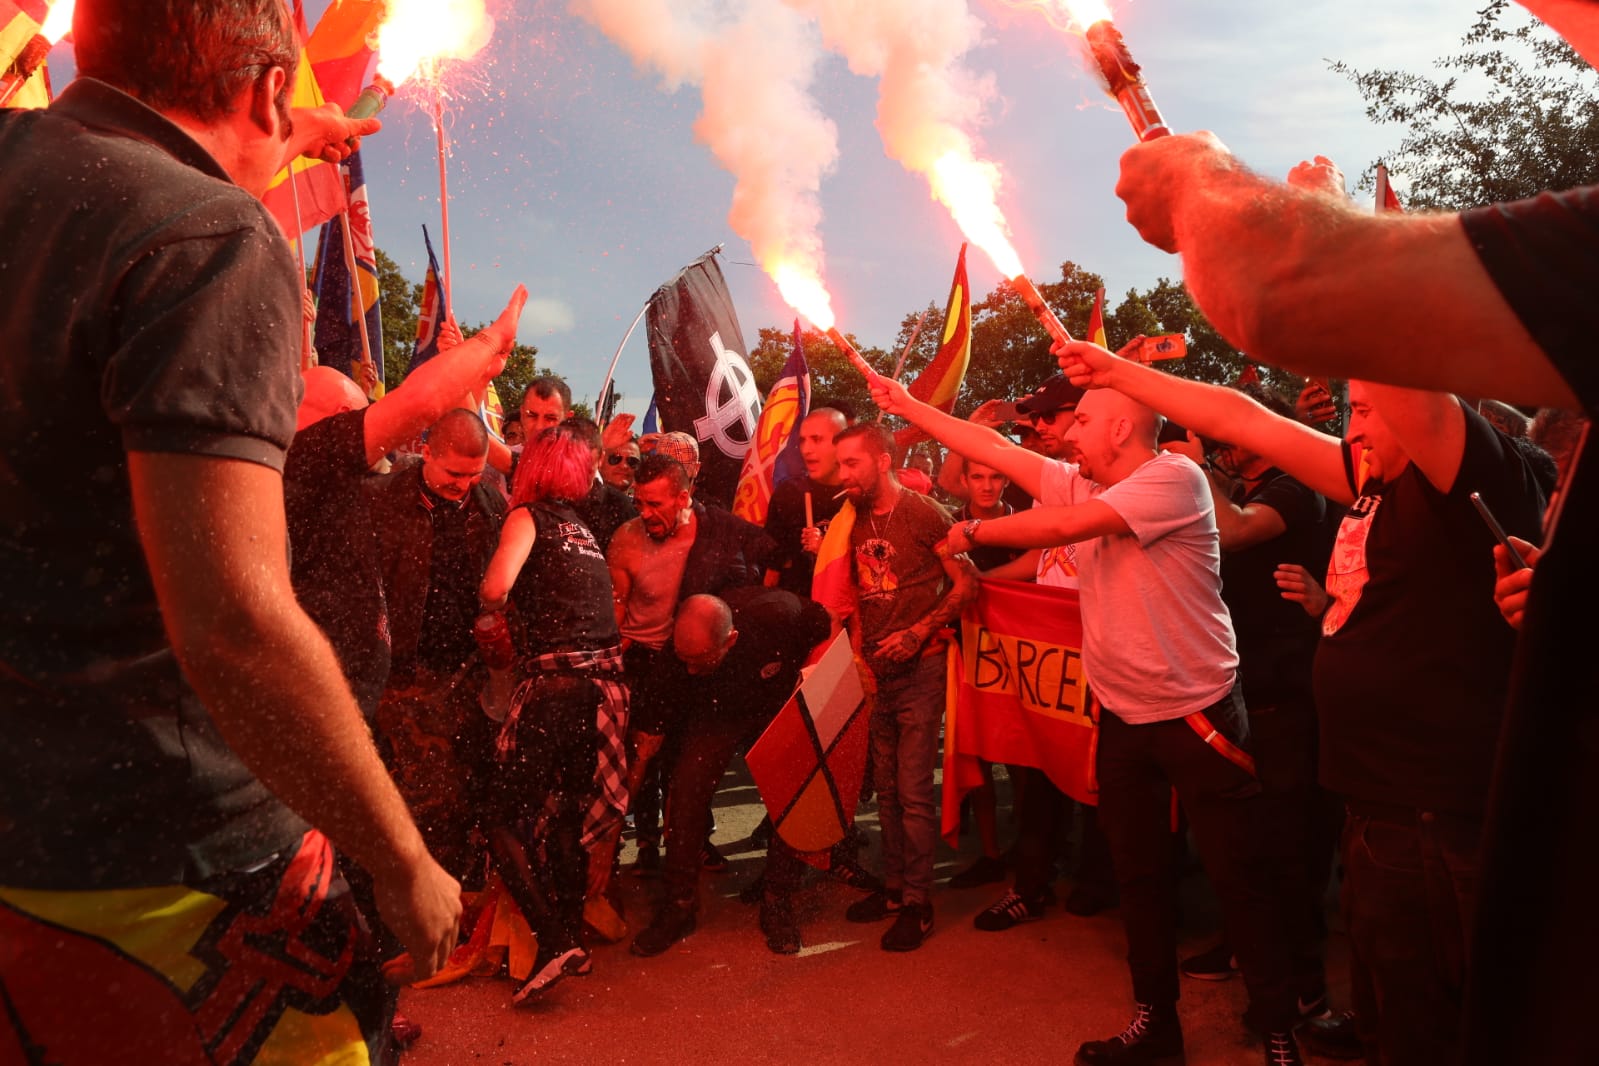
[602,438,643,494]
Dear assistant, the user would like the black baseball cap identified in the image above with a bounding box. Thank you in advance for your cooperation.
[1013,374,1085,417]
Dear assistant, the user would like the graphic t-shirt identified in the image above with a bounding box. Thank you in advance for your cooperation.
[1034,458,1083,589]
[1040,454,1237,722]
[1313,403,1544,814]
[851,489,953,676]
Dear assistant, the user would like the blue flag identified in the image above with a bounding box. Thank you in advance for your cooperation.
[311,150,383,396]
[408,224,448,374]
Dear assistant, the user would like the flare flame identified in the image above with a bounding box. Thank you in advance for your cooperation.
[374,0,495,89]
[39,0,74,43]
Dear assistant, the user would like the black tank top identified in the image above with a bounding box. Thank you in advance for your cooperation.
[509,500,620,659]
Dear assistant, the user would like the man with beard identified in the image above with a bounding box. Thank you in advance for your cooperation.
[823,424,978,953]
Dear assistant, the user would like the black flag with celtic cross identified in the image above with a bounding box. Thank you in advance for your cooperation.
[644,251,762,510]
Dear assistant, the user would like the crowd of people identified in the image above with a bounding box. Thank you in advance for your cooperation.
[2,1,1596,1065]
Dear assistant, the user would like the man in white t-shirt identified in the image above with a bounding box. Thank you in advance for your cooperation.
[872,378,1303,1066]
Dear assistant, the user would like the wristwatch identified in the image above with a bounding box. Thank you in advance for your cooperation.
[962,518,982,544]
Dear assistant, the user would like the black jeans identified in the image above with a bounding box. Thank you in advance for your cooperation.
[1248,696,1344,1003]
[1096,688,1297,1033]
[1009,767,1116,900]
[1342,804,1481,1066]
[487,674,601,954]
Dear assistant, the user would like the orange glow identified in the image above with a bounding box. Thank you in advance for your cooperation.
[39,0,74,43]
[375,0,495,88]
[774,262,835,333]
[930,150,1024,282]
[1004,0,1114,33]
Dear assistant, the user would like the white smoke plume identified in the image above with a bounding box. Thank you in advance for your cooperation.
[788,0,1016,274]
[571,0,839,307]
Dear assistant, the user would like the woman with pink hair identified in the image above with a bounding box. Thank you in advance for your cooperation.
[479,423,628,1004]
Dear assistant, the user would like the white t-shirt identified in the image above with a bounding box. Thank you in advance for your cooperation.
[1039,453,1238,723]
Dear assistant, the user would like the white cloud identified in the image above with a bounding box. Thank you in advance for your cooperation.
[524,297,577,334]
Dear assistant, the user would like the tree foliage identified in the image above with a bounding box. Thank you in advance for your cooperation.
[1331,0,1599,209]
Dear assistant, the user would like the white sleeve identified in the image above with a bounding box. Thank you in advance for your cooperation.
[1096,455,1211,546]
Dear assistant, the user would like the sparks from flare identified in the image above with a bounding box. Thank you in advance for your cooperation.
[375,0,495,91]
[1002,0,1115,34]
[39,0,74,43]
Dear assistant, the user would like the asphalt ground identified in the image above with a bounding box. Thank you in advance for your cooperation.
[399,761,1350,1066]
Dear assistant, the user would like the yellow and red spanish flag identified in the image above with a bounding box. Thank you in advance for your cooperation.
[1087,286,1108,348]
[306,0,382,111]
[732,321,811,526]
[811,498,858,628]
[0,0,61,110]
[261,2,347,243]
[942,579,1098,846]
[895,243,973,450]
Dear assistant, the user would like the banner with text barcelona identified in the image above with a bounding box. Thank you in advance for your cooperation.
[942,578,1097,845]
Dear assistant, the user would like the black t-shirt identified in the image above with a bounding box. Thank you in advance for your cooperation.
[508,500,620,659]
[667,586,832,722]
[1458,186,1599,1065]
[1219,470,1326,708]
[417,488,480,675]
[286,409,388,717]
[764,476,847,598]
[1313,404,1544,814]
[0,81,307,888]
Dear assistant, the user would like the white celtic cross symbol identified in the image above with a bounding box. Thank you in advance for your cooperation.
[694,331,761,458]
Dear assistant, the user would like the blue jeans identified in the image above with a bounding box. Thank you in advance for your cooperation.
[868,654,946,906]
[1342,805,1481,1066]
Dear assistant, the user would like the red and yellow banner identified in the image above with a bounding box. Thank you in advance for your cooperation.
[941,578,1097,845]
[896,243,972,451]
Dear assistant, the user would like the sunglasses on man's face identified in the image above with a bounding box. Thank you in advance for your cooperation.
[607,454,641,468]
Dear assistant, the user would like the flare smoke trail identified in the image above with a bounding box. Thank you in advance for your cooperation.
[572,0,839,304]
[790,0,1015,274]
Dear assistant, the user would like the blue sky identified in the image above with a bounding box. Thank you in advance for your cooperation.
[59,0,1481,413]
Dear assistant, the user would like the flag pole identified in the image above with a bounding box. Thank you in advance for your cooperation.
[876,309,931,424]
[337,207,377,394]
[595,300,651,428]
[434,89,454,323]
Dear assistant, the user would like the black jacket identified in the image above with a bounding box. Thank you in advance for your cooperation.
[680,501,776,600]
[365,458,506,679]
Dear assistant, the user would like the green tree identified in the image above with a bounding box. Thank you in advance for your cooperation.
[1332,0,1599,209]
[747,324,888,424]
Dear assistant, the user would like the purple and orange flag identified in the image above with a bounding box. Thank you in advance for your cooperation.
[732,321,811,526]
[260,2,347,243]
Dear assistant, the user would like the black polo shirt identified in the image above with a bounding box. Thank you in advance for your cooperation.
[0,80,306,889]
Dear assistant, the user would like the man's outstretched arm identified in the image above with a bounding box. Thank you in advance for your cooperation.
[1113,133,1577,409]
[869,377,1050,497]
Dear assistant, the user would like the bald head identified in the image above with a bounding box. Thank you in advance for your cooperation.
[799,407,851,483]
[1081,390,1162,448]
[673,594,738,675]
[298,366,368,432]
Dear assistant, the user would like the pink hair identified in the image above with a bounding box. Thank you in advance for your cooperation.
[510,424,594,507]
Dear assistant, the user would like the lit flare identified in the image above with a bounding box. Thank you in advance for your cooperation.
[374,0,495,89]
[39,0,74,43]
[770,261,876,381]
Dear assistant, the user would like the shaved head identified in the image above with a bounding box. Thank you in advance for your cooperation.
[298,365,367,431]
[674,594,738,674]
[1065,389,1166,484]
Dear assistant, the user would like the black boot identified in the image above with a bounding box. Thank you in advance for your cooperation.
[759,892,801,955]
[1074,1003,1185,1065]
[630,900,697,957]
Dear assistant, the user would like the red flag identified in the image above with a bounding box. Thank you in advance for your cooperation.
[1375,163,1403,214]
[260,2,346,240]
[306,0,382,111]
[942,579,1097,846]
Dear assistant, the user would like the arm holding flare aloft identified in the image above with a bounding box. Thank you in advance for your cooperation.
[869,376,1052,499]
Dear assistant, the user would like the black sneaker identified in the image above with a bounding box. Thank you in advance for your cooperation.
[974,890,1046,932]
[827,856,885,894]
[1074,1002,1184,1065]
[629,902,696,957]
[1263,1031,1304,1066]
[947,854,1008,889]
[1297,1009,1361,1060]
[759,897,802,955]
[701,841,729,872]
[880,901,933,952]
[845,888,902,923]
[512,945,590,1004]
[1179,942,1239,981]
